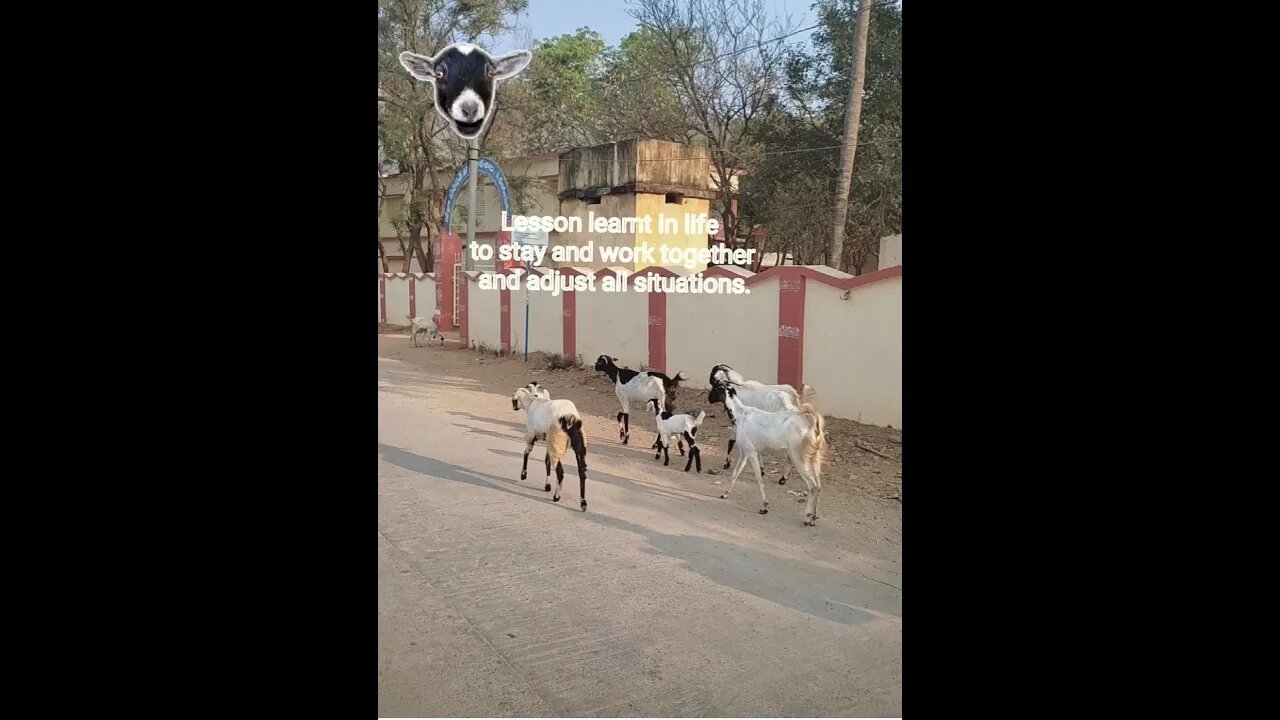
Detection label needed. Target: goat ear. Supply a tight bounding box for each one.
[398,51,437,82]
[491,50,532,80]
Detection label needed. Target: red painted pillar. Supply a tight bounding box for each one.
[500,282,512,355]
[408,275,417,318]
[648,284,667,372]
[562,279,576,358]
[379,276,387,324]
[459,274,470,347]
[435,230,462,330]
[777,268,805,389]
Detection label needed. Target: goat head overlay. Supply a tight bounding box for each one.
[398,43,533,140]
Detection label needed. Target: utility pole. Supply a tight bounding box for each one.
[465,139,479,271]
[827,0,873,271]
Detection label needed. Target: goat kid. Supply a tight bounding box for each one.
[646,399,705,472]
[399,44,532,140]
[593,355,686,445]
[708,384,826,525]
[511,382,589,511]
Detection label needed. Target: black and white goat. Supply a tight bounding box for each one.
[399,44,532,140]
[646,399,705,472]
[593,355,686,445]
[708,363,815,484]
[708,384,826,525]
[511,382,589,511]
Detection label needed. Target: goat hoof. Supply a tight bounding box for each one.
[722,460,731,470]
[520,473,527,481]
[580,501,587,511]
[760,508,768,515]
[552,496,560,502]
[719,493,728,499]
[778,477,787,485]
[544,483,551,492]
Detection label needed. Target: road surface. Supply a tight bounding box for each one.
[378,350,902,717]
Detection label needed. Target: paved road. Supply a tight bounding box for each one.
[378,355,902,717]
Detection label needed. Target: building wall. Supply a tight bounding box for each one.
[554,194,638,270]
[634,192,712,273]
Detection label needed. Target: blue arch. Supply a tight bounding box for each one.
[442,158,511,232]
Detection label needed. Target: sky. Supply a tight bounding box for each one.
[489,0,823,53]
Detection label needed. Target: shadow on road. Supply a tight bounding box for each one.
[379,443,901,626]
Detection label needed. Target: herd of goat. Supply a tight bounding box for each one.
[506,354,827,526]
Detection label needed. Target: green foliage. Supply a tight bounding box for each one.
[741,0,901,272]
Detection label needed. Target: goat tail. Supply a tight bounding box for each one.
[800,383,816,405]
[404,314,413,321]
[799,402,827,458]
[672,371,687,386]
[692,409,706,427]
[560,415,588,464]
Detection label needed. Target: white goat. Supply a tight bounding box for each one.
[593,355,686,445]
[405,312,443,347]
[708,384,826,525]
[708,364,815,483]
[511,382,589,511]
[645,399,706,472]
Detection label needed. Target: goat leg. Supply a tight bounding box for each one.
[577,451,588,512]
[552,461,565,502]
[521,438,535,481]
[723,437,735,470]
[682,431,700,473]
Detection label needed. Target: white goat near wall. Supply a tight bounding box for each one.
[646,399,706,472]
[708,384,826,525]
[708,364,815,484]
[511,382,589,511]
[405,312,443,347]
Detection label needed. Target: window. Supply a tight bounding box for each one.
[664,192,684,205]
[586,196,602,206]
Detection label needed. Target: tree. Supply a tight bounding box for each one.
[739,0,900,274]
[377,0,527,273]
[502,28,608,153]
[827,0,872,269]
[626,0,798,253]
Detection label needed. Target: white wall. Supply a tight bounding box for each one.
[466,275,502,350]
[878,235,902,270]
[666,277,780,388]
[415,275,437,319]
[803,276,902,428]
[523,269,564,356]
[575,279,649,368]
[384,277,411,323]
